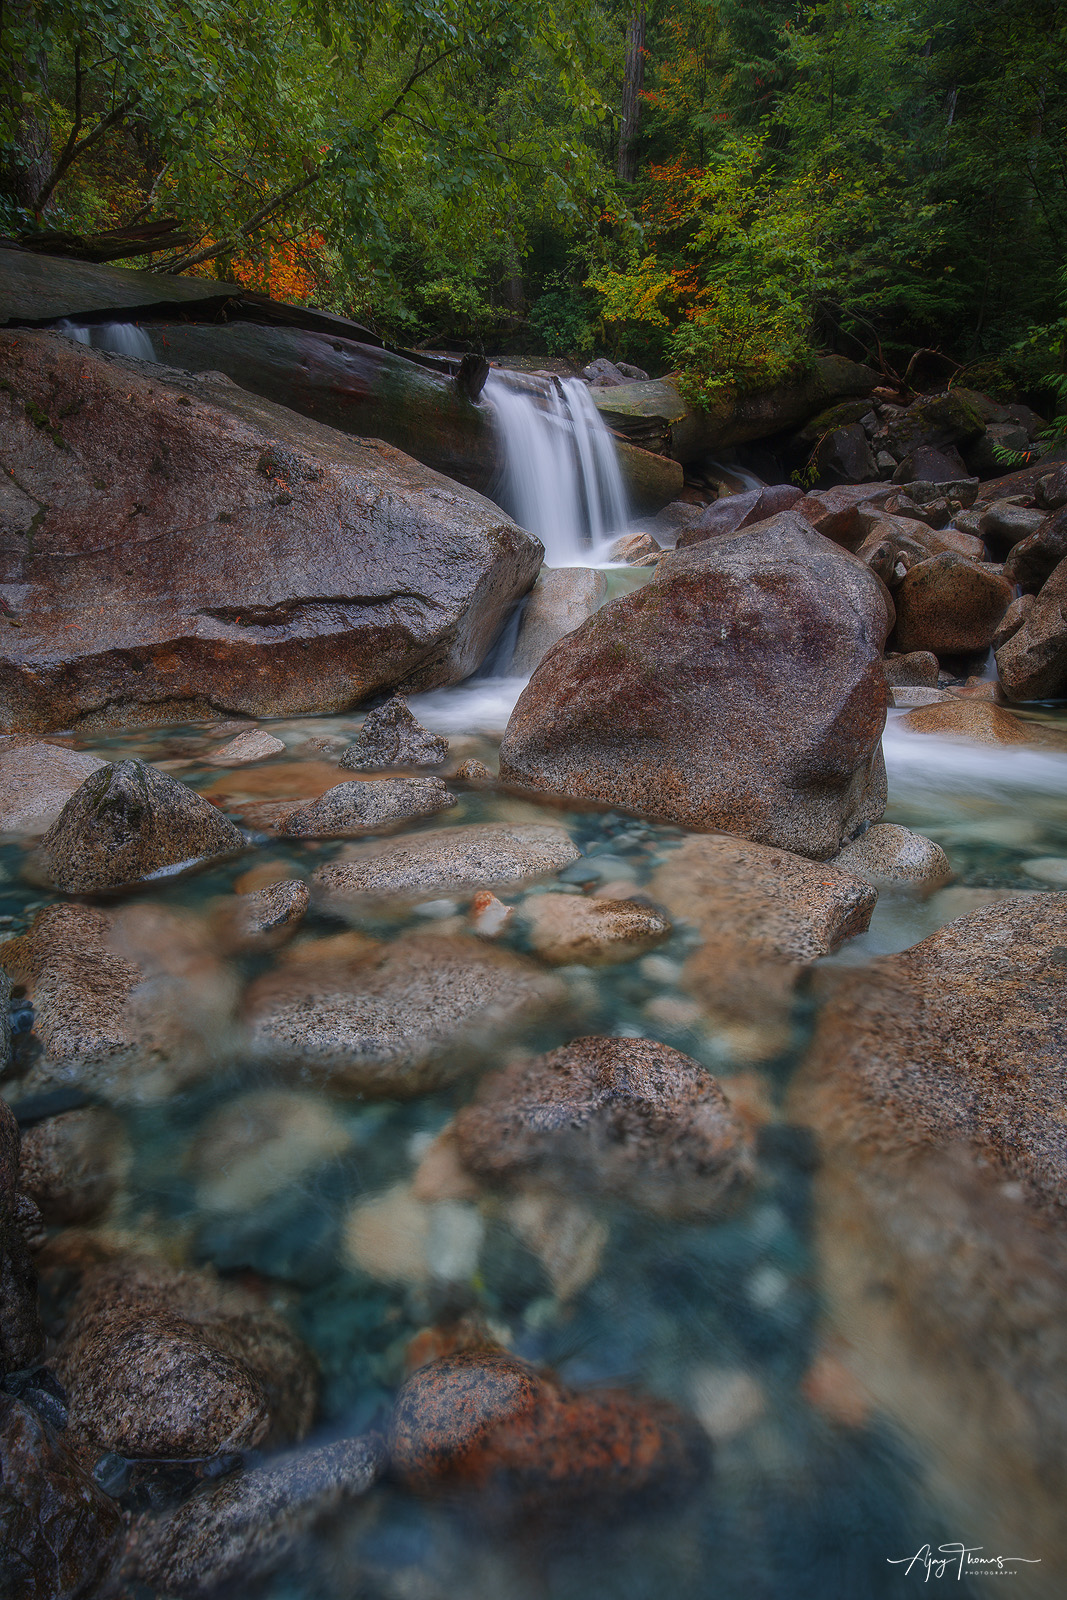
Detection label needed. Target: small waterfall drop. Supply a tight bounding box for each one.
[55,320,155,360]
[486,372,628,564]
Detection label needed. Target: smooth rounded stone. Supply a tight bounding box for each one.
[342,1182,483,1286]
[891,552,1012,654]
[0,330,540,734]
[312,822,582,907]
[519,893,670,966]
[0,1391,124,1600]
[338,697,448,771]
[898,699,1067,748]
[36,759,246,893]
[790,896,1067,1564]
[1,1098,44,1374]
[992,592,1035,651]
[1021,857,1067,887]
[649,834,876,1041]
[18,1107,127,1226]
[829,823,952,894]
[607,533,661,566]
[508,567,608,675]
[230,878,309,943]
[675,484,803,550]
[55,1255,317,1458]
[504,1192,609,1300]
[995,556,1067,701]
[205,728,287,766]
[793,484,893,549]
[499,514,891,861]
[190,1090,351,1213]
[123,1435,384,1600]
[977,500,1046,551]
[283,776,455,837]
[883,651,939,688]
[1002,507,1067,593]
[453,757,493,782]
[389,1348,708,1509]
[453,1035,750,1216]
[0,740,107,836]
[0,903,239,1104]
[244,931,567,1096]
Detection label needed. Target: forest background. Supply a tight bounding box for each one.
[2,0,1065,410]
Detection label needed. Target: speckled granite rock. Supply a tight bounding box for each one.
[899,699,1067,748]
[389,1348,708,1510]
[995,556,1067,701]
[312,822,581,907]
[0,1392,124,1600]
[891,552,1012,655]
[498,514,891,860]
[519,894,670,966]
[37,759,245,892]
[205,729,287,766]
[55,1255,317,1459]
[339,697,448,770]
[829,823,951,893]
[284,776,455,836]
[245,931,567,1095]
[1,1098,44,1373]
[18,1107,127,1226]
[0,740,107,836]
[229,878,308,942]
[454,1036,749,1215]
[123,1435,384,1599]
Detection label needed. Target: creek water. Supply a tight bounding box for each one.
[4,690,1067,1600]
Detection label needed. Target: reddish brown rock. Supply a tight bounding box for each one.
[1003,507,1067,593]
[675,483,802,549]
[54,1255,317,1459]
[0,330,541,733]
[794,485,893,549]
[899,699,1067,748]
[995,556,1067,701]
[992,593,1035,652]
[519,893,670,966]
[18,1107,126,1226]
[454,1035,749,1215]
[892,553,1012,655]
[498,513,892,861]
[389,1348,707,1509]
[0,1392,124,1600]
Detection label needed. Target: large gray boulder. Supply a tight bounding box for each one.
[508,567,608,675]
[498,513,892,859]
[0,330,542,733]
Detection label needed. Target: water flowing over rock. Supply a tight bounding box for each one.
[0,1391,124,1600]
[498,513,892,859]
[36,759,246,893]
[507,567,608,676]
[389,1347,708,1510]
[123,1436,384,1599]
[454,1035,750,1215]
[338,697,449,771]
[245,931,567,1095]
[828,822,951,892]
[55,1255,317,1458]
[0,330,541,733]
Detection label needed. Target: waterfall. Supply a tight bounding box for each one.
[486,372,628,565]
[55,320,155,360]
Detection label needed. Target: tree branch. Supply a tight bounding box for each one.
[155,167,322,273]
[35,93,136,212]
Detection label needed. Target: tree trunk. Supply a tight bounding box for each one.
[616,3,646,184]
[1,2,51,213]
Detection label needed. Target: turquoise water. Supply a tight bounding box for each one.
[5,695,1067,1600]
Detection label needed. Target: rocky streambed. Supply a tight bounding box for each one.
[3,256,1067,1600]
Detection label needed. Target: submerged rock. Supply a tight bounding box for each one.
[228,878,308,944]
[829,822,952,893]
[0,330,541,733]
[0,1391,124,1600]
[498,513,891,860]
[338,697,448,771]
[454,1035,750,1215]
[245,931,566,1096]
[389,1348,708,1511]
[508,567,608,675]
[123,1435,384,1600]
[312,822,581,907]
[55,1255,317,1458]
[191,1090,350,1214]
[205,729,287,766]
[37,759,245,893]
[519,893,670,966]
[1,1098,44,1374]
[0,740,107,836]
[899,699,1067,748]
[283,776,455,836]
[18,1107,127,1226]
[0,902,239,1103]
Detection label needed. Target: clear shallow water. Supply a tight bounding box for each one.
[4,700,1067,1600]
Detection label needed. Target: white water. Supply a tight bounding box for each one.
[486,372,629,564]
[56,320,155,360]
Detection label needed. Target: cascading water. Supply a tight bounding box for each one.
[56,319,155,360]
[486,371,629,565]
